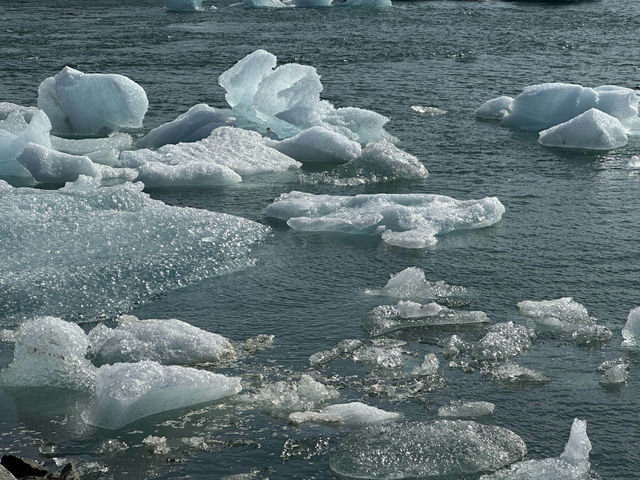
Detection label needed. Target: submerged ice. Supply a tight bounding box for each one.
[264,191,505,249]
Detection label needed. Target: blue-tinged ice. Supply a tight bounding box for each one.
[219,50,278,111]
[622,306,640,348]
[365,266,466,300]
[51,133,132,166]
[86,361,242,430]
[137,104,235,148]
[17,142,100,184]
[266,126,362,163]
[88,316,235,366]
[0,103,52,179]
[165,0,204,11]
[0,316,96,392]
[38,67,148,136]
[538,108,627,151]
[264,191,505,249]
[475,96,513,120]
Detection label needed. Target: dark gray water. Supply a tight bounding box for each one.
[1,0,640,478]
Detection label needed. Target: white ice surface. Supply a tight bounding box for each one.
[18,142,100,184]
[266,126,361,163]
[475,96,513,120]
[289,402,400,426]
[366,266,466,300]
[621,306,640,347]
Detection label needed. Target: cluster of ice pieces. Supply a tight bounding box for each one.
[264,191,505,249]
[481,419,592,480]
[365,266,467,300]
[330,420,527,479]
[362,301,488,336]
[477,83,640,151]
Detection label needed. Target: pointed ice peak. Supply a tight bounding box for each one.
[560,418,591,470]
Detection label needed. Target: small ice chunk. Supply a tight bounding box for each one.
[472,322,536,363]
[289,402,400,426]
[517,297,596,333]
[309,339,364,368]
[0,316,96,391]
[411,105,447,116]
[599,362,628,386]
[242,334,275,352]
[142,435,170,455]
[438,400,495,419]
[621,306,640,348]
[491,363,549,384]
[628,155,640,168]
[347,139,428,180]
[87,361,241,430]
[264,191,505,249]
[538,108,627,151]
[411,353,439,376]
[17,142,100,184]
[363,301,487,336]
[330,420,527,479]
[165,0,203,11]
[87,317,235,366]
[475,96,513,120]
[138,104,235,148]
[366,266,466,300]
[572,324,612,346]
[501,83,598,131]
[442,334,469,359]
[38,66,148,136]
[266,126,362,163]
[352,344,404,369]
[242,374,339,417]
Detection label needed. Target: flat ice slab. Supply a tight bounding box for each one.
[18,142,99,184]
[289,402,400,426]
[264,191,505,249]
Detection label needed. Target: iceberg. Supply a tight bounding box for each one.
[219,50,278,111]
[491,363,549,384]
[352,343,404,369]
[365,266,466,300]
[309,339,364,368]
[51,132,132,166]
[481,419,592,480]
[571,324,612,346]
[86,361,242,430]
[0,178,268,321]
[134,161,242,188]
[472,322,536,364]
[38,67,148,136]
[0,103,52,179]
[266,126,361,163]
[137,104,235,148]
[599,362,628,386]
[538,108,627,151]
[87,316,235,366]
[411,353,440,376]
[363,301,488,336]
[438,400,495,419]
[0,316,96,392]
[17,142,100,184]
[475,96,513,120]
[330,420,527,479]
[517,297,599,332]
[288,402,400,426]
[165,0,204,11]
[621,306,640,347]
[264,191,505,249]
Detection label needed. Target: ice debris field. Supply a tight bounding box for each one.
[2,46,640,480]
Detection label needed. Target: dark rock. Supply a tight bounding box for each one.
[0,465,17,480]
[59,464,79,480]
[46,473,61,480]
[0,456,48,478]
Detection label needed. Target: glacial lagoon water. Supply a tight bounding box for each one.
[1,0,640,478]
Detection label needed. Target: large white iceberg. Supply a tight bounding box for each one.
[330,420,527,479]
[0,103,52,179]
[88,316,235,366]
[481,419,593,480]
[0,316,96,392]
[538,108,627,151]
[0,177,268,321]
[264,191,505,249]
[86,361,241,430]
[38,67,148,136]
[165,0,204,11]
[17,142,100,184]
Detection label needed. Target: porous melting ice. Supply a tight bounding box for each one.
[0,177,268,321]
[38,67,148,136]
[472,322,537,364]
[288,402,400,426]
[86,361,242,430]
[481,419,593,479]
[491,363,549,384]
[365,266,466,300]
[87,316,235,366]
[264,191,505,249]
[438,400,495,419]
[362,301,488,336]
[517,298,599,333]
[621,306,640,348]
[330,420,527,479]
[475,96,513,120]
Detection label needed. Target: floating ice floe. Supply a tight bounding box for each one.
[51,132,132,166]
[363,301,488,336]
[571,324,612,346]
[475,96,513,120]
[472,322,536,364]
[538,108,627,151]
[165,0,204,11]
[86,361,242,430]
[411,105,447,116]
[38,67,148,136]
[138,104,235,148]
[0,316,96,392]
[365,267,466,300]
[597,359,628,386]
[352,342,405,369]
[0,102,52,179]
[517,297,596,333]
[264,191,505,249]
[438,400,495,419]
[17,142,100,184]
[0,177,268,320]
[120,126,300,188]
[481,419,593,480]
[266,126,361,163]
[621,307,640,348]
[87,316,235,366]
[330,420,527,479]
[289,402,400,426]
[240,374,339,418]
[411,353,439,376]
[491,363,549,384]
[309,339,364,368]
